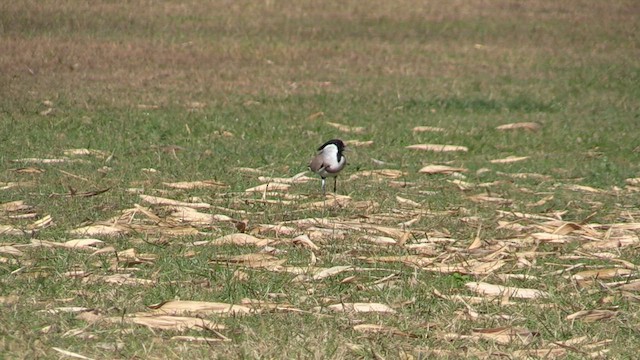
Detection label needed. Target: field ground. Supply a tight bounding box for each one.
[1,1,640,359]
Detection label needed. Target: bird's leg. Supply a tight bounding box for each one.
[333,177,337,193]
[321,177,326,196]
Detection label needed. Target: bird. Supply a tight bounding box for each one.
[309,139,347,195]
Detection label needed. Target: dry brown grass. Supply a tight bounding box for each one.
[2,0,638,107]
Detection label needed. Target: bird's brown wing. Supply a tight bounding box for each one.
[309,155,326,173]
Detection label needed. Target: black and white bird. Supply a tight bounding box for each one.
[309,139,347,195]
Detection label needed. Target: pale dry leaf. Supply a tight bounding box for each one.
[0,295,20,304]
[31,238,104,251]
[412,126,445,133]
[68,224,128,237]
[433,289,507,306]
[214,130,234,137]
[58,327,90,338]
[419,165,467,174]
[259,245,284,255]
[526,195,554,207]
[468,195,512,205]
[211,253,286,269]
[471,326,537,345]
[398,217,421,228]
[552,222,582,235]
[1,181,36,191]
[353,324,417,337]
[10,167,45,174]
[572,268,633,281]
[127,314,221,331]
[258,172,315,184]
[396,196,420,207]
[324,303,396,314]
[403,244,439,256]
[63,148,109,158]
[312,266,353,280]
[170,206,218,225]
[406,144,468,152]
[40,307,92,314]
[580,235,639,250]
[448,179,474,190]
[423,260,505,276]
[361,224,409,239]
[40,325,55,335]
[214,214,235,222]
[307,111,324,120]
[348,169,406,180]
[615,280,640,291]
[498,171,552,181]
[370,157,394,167]
[490,156,530,164]
[468,237,483,250]
[63,270,89,278]
[304,196,352,209]
[352,199,380,212]
[496,274,539,282]
[530,233,576,243]
[551,335,590,347]
[565,184,604,193]
[59,324,89,336]
[128,224,201,237]
[7,213,38,220]
[607,223,640,231]
[100,313,223,332]
[470,260,507,275]
[0,200,33,212]
[186,101,207,110]
[114,248,157,262]
[496,210,557,221]
[625,178,640,186]
[326,121,365,134]
[163,180,227,190]
[149,300,255,316]
[361,235,397,245]
[476,168,491,176]
[139,194,211,209]
[27,215,53,230]
[12,157,89,164]
[345,140,374,147]
[210,234,272,247]
[566,309,618,322]
[51,347,95,360]
[495,122,541,132]
[255,224,299,236]
[291,234,319,250]
[0,245,23,256]
[361,255,435,267]
[171,335,230,342]
[233,167,265,175]
[466,281,549,299]
[0,225,30,236]
[245,183,291,193]
[85,274,154,286]
[63,239,105,249]
[232,269,249,282]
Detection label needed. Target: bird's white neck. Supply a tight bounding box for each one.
[321,144,341,161]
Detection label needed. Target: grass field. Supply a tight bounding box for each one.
[1,1,640,358]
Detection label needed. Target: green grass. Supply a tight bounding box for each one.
[1,0,640,359]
